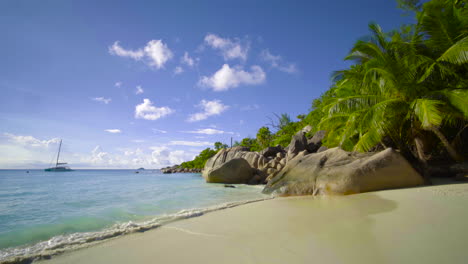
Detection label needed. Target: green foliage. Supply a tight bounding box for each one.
[313,0,468,161]
[181,141,228,169]
[180,148,217,169]
[256,126,273,149]
[397,0,422,12]
[236,137,260,151]
[183,0,468,168]
[272,121,303,147]
[214,141,228,151]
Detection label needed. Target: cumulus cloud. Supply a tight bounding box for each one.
[181,52,195,67]
[204,34,249,61]
[104,129,121,134]
[199,64,265,91]
[90,145,110,164]
[0,134,197,169]
[135,99,174,120]
[185,128,232,135]
[144,40,174,69]
[168,141,214,147]
[92,97,112,104]
[109,40,173,69]
[260,49,298,74]
[3,133,60,148]
[115,82,122,87]
[150,146,197,167]
[108,41,145,60]
[187,99,229,122]
[136,85,144,95]
[173,66,184,75]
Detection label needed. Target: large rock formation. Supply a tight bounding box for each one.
[202,147,269,184]
[161,165,202,174]
[203,158,254,184]
[260,146,284,159]
[263,147,424,196]
[204,146,267,173]
[286,130,308,160]
[306,130,326,153]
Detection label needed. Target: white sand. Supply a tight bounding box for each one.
[40,182,468,264]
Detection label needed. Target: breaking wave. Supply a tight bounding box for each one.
[0,197,272,263]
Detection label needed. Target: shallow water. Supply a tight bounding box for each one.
[0,169,267,259]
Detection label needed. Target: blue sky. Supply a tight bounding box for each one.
[0,0,414,169]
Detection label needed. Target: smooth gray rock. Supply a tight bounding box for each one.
[301,125,312,133]
[306,130,327,153]
[260,146,284,158]
[263,148,424,196]
[204,158,253,184]
[310,130,327,145]
[287,131,308,159]
[203,147,267,177]
[317,146,328,153]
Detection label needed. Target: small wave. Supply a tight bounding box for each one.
[0,197,272,263]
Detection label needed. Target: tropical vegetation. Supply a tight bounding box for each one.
[181,0,467,172]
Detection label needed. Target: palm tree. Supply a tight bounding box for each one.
[318,3,468,163]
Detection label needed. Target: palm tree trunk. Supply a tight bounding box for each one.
[414,137,431,185]
[414,137,427,165]
[430,127,463,162]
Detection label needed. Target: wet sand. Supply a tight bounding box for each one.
[41,182,468,264]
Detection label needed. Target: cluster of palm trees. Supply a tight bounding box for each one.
[314,0,467,164]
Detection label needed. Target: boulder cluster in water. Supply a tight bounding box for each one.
[201,127,427,196]
[161,165,202,174]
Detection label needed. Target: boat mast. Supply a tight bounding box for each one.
[56,139,62,167]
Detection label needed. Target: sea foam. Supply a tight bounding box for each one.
[0,197,272,263]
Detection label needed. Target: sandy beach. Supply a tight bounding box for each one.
[39,181,468,264]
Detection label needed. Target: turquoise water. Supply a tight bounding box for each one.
[0,169,267,259]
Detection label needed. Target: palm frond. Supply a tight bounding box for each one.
[411,98,444,129]
[353,129,382,152]
[436,89,468,118]
[437,36,468,64]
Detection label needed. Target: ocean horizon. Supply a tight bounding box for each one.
[0,169,268,260]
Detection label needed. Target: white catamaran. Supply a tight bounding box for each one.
[45,139,73,171]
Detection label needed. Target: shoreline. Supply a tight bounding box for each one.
[31,181,468,264]
[0,195,271,264]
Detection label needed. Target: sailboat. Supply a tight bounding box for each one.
[45,139,73,171]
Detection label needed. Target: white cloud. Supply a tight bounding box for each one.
[181,52,195,67]
[185,128,232,135]
[90,145,110,164]
[168,141,214,147]
[136,85,144,95]
[0,134,198,169]
[144,40,173,69]
[109,40,173,69]
[152,128,168,134]
[187,99,229,122]
[135,99,174,120]
[92,97,112,104]
[204,34,249,61]
[131,139,145,143]
[104,129,121,134]
[108,41,145,60]
[199,64,265,91]
[3,133,60,148]
[115,82,122,87]
[150,146,197,167]
[174,66,184,75]
[240,104,260,111]
[260,49,298,74]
